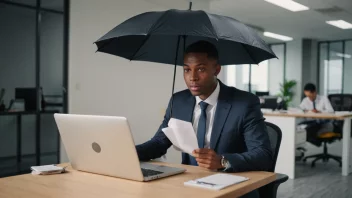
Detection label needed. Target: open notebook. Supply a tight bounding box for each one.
[184,173,249,191]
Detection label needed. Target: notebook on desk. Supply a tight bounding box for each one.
[184,173,249,191]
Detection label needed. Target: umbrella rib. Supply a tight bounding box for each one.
[204,12,219,40]
[129,35,150,60]
[241,43,258,64]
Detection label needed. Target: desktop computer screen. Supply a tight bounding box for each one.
[15,88,38,111]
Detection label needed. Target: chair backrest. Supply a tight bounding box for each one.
[328,94,352,111]
[258,122,283,198]
[265,121,282,172]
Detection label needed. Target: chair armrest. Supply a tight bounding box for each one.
[258,173,288,198]
[273,173,289,185]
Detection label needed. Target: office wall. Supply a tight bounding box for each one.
[268,45,284,96]
[0,6,63,157]
[66,0,222,163]
[286,40,303,107]
[301,39,318,92]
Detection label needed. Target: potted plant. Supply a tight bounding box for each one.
[278,79,297,110]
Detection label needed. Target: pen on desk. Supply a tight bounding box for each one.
[196,181,217,186]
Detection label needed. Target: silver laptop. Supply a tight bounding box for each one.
[54,113,186,181]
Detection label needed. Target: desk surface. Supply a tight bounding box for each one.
[0,162,276,198]
[263,111,352,120]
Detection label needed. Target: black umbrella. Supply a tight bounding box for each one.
[94,2,276,115]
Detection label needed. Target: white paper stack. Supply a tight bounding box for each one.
[31,165,66,175]
[184,173,249,191]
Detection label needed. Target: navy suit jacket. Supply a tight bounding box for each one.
[136,81,273,172]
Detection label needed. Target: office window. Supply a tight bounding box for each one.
[251,61,269,92]
[319,40,352,95]
[0,0,69,177]
[225,44,285,95]
[225,64,250,91]
[343,41,352,94]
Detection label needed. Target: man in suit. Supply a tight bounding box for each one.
[136,41,273,198]
[299,83,335,146]
[300,83,334,114]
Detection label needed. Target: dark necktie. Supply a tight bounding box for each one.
[313,100,316,110]
[197,101,209,148]
[189,101,209,166]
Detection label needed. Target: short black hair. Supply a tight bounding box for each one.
[185,40,219,61]
[304,83,316,92]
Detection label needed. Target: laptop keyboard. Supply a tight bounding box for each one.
[141,168,163,177]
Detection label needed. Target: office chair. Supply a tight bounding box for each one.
[328,94,352,136]
[302,94,352,167]
[328,94,352,111]
[302,130,342,167]
[258,122,288,198]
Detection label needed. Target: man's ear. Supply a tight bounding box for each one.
[214,64,221,76]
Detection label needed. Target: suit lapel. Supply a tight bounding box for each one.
[178,93,195,123]
[210,82,232,150]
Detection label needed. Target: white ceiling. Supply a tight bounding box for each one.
[7,0,351,43]
[146,0,352,43]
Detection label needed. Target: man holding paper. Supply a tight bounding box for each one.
[136,40,272,175]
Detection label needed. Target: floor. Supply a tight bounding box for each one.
[277,160,352,198]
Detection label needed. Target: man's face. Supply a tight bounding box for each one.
[183,52,221,100]
[304,90,317,101]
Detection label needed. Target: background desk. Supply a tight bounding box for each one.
[0,163,276,198]
[263,112,352,179]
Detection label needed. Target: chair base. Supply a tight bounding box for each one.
[302,141,342,168]
[303,153,342,167]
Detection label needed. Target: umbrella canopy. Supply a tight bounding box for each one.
[94,9,277,66]
[94,5,277,116]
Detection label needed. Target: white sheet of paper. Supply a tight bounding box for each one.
[162,118,199,155]
[161,127,182,151]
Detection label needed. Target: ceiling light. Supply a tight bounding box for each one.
[336,53,351,59]
[264,0,309,12]
[326,20,352,29]
[263,32,293,41]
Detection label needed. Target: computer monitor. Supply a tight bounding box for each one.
[261,97,278,110]
[15,88,38,111]
[255,91,270,97]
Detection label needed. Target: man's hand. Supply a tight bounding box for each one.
[311,109,320,113]
[192,148,223,170]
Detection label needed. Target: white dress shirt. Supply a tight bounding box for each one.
[192,81,220,149]
[299,95,334,113]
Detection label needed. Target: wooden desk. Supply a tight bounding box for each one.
[263,111,352,179]
[0,163,276,198]
[264,111,352,120]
